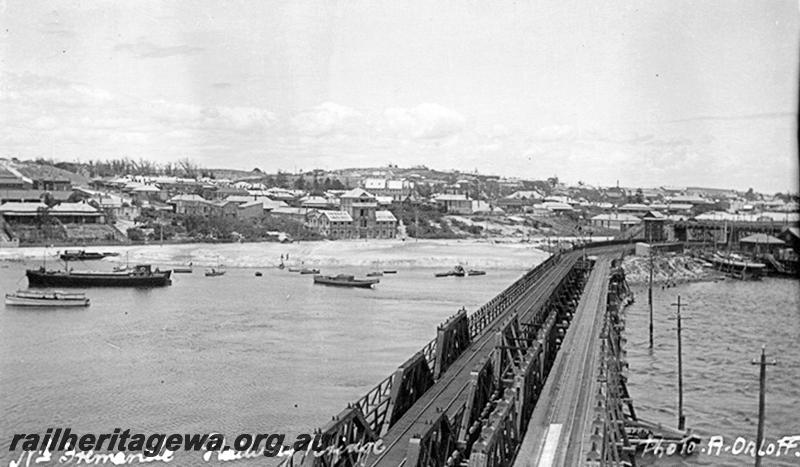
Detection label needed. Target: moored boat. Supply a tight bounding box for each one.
[59,250,112,261]
[5,290,90,307]
[313,274,379,288]
[173,262,193,273]
[299,268,320,275]
[205,268,226,277]
[710,254,765,280]
[383,270,397,274]
[467,269,486,276]
[26,265,171,287]
[435,265,466,277]
[366,271,383,277]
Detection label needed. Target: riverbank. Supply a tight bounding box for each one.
[622,253,722,285]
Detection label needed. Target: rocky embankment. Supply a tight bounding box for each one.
[622,254,717,284]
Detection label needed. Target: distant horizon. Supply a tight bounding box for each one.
[1,1,798,193]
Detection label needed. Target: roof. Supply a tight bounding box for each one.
[386,180,405,190]
[0,202,48,214]
[131,184,161,192]
[781,226,800,239]
[49,202,101,214]
[542,201,573,211]
[270,207,307,215]
[739,233,784,244]
[363,178,386,190]
[375,210,397,222]
[225,195,258,204]
[261,199,290,211]
[508,190,543,200]
[434,194,469,201]
[341,188,376,199]
[168,194,208,203]
[321,211,353,222]
[642,210,666,219]
[619,203,649,211]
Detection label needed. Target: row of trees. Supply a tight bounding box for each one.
[34,157,215,179]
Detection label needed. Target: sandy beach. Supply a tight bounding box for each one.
[0,238,563,270]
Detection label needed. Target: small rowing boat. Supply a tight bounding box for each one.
[5,290,90,307]
[205,268,226,277]
[467,269,486,276]
[299,268,320,275]
[366,271,384,277]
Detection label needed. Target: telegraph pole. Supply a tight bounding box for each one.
[751,346,777,467]
[648,248,654,349]
[669,295,689,430]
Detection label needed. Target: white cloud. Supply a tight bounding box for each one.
[533,124,576,141]
[384,103,465,139]
[291,102,362,137]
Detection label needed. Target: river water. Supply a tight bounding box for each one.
[0,242,798,467]
[625,278,800,466]
[0,241,538,467]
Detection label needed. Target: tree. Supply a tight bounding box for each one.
[294,176,306,190]
[275,171,288,188]
[127,227,145,242]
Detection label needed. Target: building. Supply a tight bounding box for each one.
[738,233,785,255]
[433,194,472,214]
[168,194,213,217]
[590,213,642,232]
[642,210,667,242]
[362,178,413,202]
[306,210,354,239]
[324,188,398,238]
[0,201,104,224]
[49,202,105,223]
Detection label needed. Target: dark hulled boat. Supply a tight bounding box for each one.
[313,274,379,288]
[59,250,117,261]
[26,264,172,287]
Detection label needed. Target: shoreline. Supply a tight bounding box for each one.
[0,238,558,270]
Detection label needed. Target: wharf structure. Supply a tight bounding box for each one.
[301,240,646,467]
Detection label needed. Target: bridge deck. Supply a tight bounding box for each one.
[369,252,583,467]
[514,256,612,467]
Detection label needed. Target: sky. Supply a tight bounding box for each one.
[0,0,798,192]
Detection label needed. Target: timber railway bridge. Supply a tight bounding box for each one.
[303,241,641,467]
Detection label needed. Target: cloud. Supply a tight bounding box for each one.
[0,71,276,157]
[533,125,576,141]
[384,103,465,139]
[113,40,204,58]
[290,102,363,137]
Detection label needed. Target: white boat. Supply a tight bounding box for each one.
[5,290,90,307]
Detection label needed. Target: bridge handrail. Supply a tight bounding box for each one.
[467,252,560,337]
